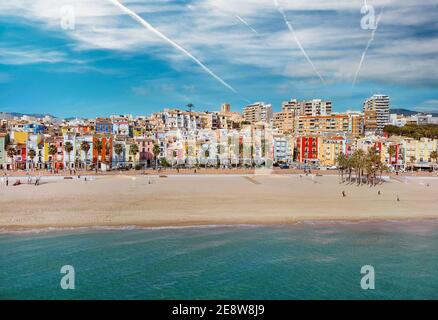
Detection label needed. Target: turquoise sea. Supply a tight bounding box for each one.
[1,221,438,299]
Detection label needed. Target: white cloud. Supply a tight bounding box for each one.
[0,0,436,87]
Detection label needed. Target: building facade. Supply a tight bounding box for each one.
[363,94,390,135]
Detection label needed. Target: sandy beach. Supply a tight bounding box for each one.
[0,174,437,231]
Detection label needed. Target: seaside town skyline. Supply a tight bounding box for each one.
[1,94,438,173]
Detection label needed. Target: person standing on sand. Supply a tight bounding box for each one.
[397,195,400,202]
[378,190,381,195]
[342,191,346,197]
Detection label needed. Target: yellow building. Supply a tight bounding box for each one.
[318,136,347,166]
[12,131,28,144]
[404,137,438,164]
[273,111,296,134]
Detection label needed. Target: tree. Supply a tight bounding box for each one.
[172,150,177,168]
[430,150,438,171]
[94,139,103,171]
[129,144,139,168]
[238,141,244,167]
[204,148,210,168]
[114,143,123,168]
[160,157,169,167]
[430,150,438,164]
[336,153,347,182]
[80,141,90,170]
[28,149,36,170]
[64,142,73,170]
[48,144,58,171]
[7,146,16,170]
[388,145,397,165]
[351,149,366,185]
[153,144,161,169]
[384,124,438,139]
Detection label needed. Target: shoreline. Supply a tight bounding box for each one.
[2,217,438,234]
[1,175,437,232]
[1,217,438,233]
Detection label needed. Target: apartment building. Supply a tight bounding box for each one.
[243,102,273,124]
[318,136,348,166]
[363,94,390,135]
[297,114,350,136]
[303,99,332,116]
[295,136,319,164]
[273,111,296,134]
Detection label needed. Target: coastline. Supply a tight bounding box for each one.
[2,218,438,235]
[1,174,437,232]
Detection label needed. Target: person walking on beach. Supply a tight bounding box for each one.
[397,195,400,202]
[378,190,381,195]
[342,190,346,197]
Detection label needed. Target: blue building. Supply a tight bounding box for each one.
[95,118,113,133]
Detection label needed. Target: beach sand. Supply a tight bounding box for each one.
[0,174,437,231]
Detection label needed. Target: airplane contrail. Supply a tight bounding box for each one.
[235,15,260,36]
[352,10,383,87]
[273,0,325,84]
[108,0,248,101]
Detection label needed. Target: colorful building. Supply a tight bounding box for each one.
[296,136,319,164]
[318,136,348,166]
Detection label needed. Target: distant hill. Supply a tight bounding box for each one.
[391,108,438,117]
[0,112,57,119]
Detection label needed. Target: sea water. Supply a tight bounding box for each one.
[1,221,437,299]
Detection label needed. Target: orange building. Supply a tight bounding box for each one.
[92,134,113,169]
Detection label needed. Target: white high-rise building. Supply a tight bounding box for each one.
[363,94,390,135]
[303,99,332,116]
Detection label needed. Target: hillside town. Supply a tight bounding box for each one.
[1,94,438,173]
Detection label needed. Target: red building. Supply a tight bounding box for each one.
[296,136,319,164]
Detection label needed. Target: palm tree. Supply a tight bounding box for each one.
[64,142,73,170]
[129,144,139,168]
[388,145,397,165]
[204,148,210,169]
[172,150,177,169]
[94,139,103,171]
[365,148,379,185]
[28,149,36,170]
[7,146,16,170]
[153,144,161,169]
[184,143,189,167]
[80,141,90,170]
[48,144,58,171]
[238,141,244,167]
[114,143,123,168]
[430,150,438,164]
[351,149,366,185]
[430,150,438,171]
[186,103,194,128]
[336,153,347,182]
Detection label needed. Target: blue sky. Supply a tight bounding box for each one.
[0,0,437,118]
